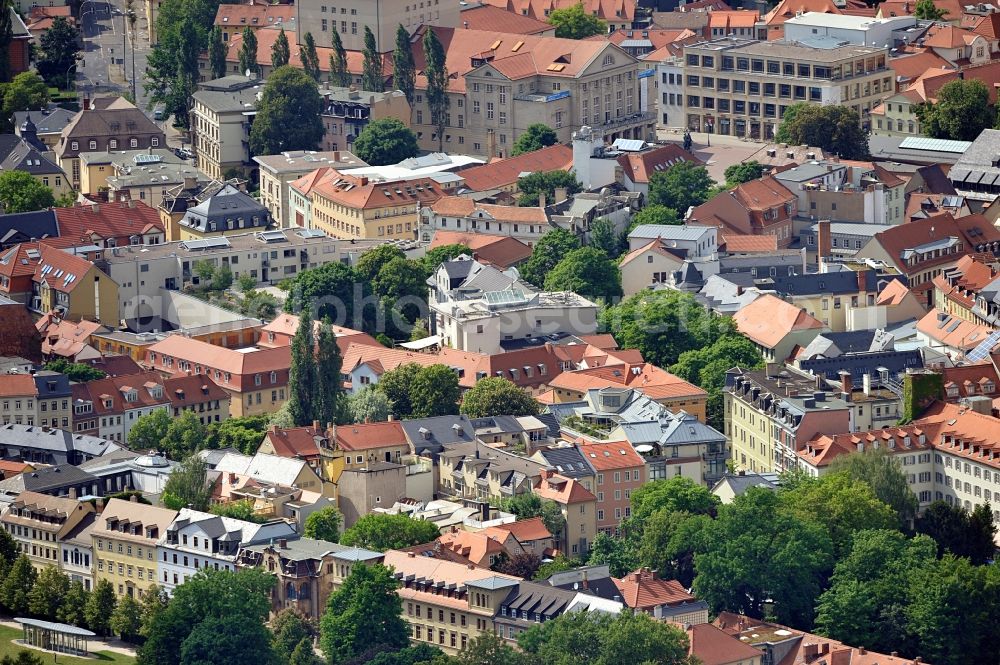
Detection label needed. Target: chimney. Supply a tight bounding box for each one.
[279,538,288,549]
[83,96,91,111]
[313,420,321,431]
[857,269,867,293]
[269,423,278,433]
[554,187,568,202]
[858,647,866,655]
[333,151,341,162]
[538,192,546,208]
[129,494,138,503]
[863,373,872,397]
[359,176,368,186]
[816,219,831,264]
[69,487,77,499]
[408,551,416,557]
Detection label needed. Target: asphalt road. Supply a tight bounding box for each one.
[78,0,153,114]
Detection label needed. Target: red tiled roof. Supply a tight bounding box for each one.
[308,169,443,210]
[263,423,326,459]
[871,213,1000,275]
[550,362,706,400]
[687,623,762,665]
[33,245,97,294]
[617,144,701,185]
[430,231,532,269]
[719,233,778,253]
[459,4,554,34]
[0,375,40,397]
[54,202,163,244]
[889,51,953,82]
[225,29,388,79]
[214,3,294,29]
[163,374,229,408]
[36,315,105,358]
[335,421,408,451]
[479,0,636,24]
[533,469,596,504]
[578,441,646,470]
[613,568,697,610]
[71,371,172,416]
[456,144,573,192]
[485,516,552,543]
[733,295,825,350]
[875,279,911,306]
[916,308,991,351]
[146,335,291,375]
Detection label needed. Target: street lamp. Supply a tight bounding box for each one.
[705,120,714,147]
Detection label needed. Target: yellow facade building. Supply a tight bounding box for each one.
[93,498,177,598]
[0,492,95,571]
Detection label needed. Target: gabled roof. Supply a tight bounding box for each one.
[687,623,764,665]
[146,335,291,376]
[459,3,554,34]
[33,245,98,293]
[889,51,952,82]
[876,278,912,306]
[732,294,825,349]
[213,2,294,28]
[613,568,698,610]
[533,469,596,504]
[578,441,645,470]
[916,308,991,350]
[478,0,636,25]
[617,144,701,185]
[618,240,686,269]
[456,144,573,192]
[430,230,532,269]
[868,213,1000,273]
[54,201,163,242]
[719,233,778,253]
[485,516,553,543]
[262,423,326,459]
[335,421,408,451]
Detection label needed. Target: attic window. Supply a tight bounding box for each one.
[547,64,566,72]
[511,41,524,52]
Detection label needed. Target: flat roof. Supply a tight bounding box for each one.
[15,617,96,637]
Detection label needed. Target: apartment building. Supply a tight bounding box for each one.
[406,27,654,156]
[237,537,382,620]
[254,150,367,229]
[583,441,646,536]
[93,498,176,598]
[857,213,1000,307]
[732,295,826,364]
[300,169,443,240]
[479,0,635,32]
[144,336,291,417]
[428,255,599,354]
[30,245,120,327]
[60,511,96,590]
[70,372,171,442]
[158,508,296,594]
[772,161,906,227]
[54,200,166,249]
[319,86,410,153]
[1,492,95,571]
[0,372,72,427]
[55,98,166,189]
[164,374,231,425]
[533,468,597,557]
[680,38,890,139]
[437,439,548,504]
[687,176,797,248]
[86,152,210,210]
[190,76,263,181]
[295,0,459,53]
[421,197,552,247]
[725,367,852,474]
[214,2,295,42]
[0,423,126,466]
[933,255,1000,326]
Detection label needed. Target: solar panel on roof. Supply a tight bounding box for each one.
[899,136,971,154]
[180,237,231,251]
[965,330,1000,362]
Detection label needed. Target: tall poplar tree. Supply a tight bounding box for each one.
[238,26,258,77]
[423,28,449,152]
[271,27,290,69]
[208,27,227,80]
[361,26,384,92]
[329,29,350,87]
[301,31,321,81]
[316,318,344,427]
[392,24,415,106]
[288,304,318,427]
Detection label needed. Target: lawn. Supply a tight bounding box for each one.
[0,624,136,664]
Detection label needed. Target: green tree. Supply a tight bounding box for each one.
[43,359,106,382]
[519,611,695,665]
[211,263,233,290]
[460,377,540,418]
[180,614,277,665]
[776,104,868,159]
[670,331,764,429]
[371,256,429,326]
[376,363,422,418]
[629,204,680,230]
[209,415,270,455]
[288,303,317,427]
[541,500,565,542]
[138,584,169,638]
[629,476,719,525]
[210,499,266,523]
[320,563,408,663]
[916,500,998,564]
[303,506,342,542]
[355,244,406,284]
[422,244,469,272]
[162,454,211,511]
[544,246,622,301]
[271,27,291,70]
[915,79,994,142]
[588,218,622,258]
[238,26,258,76]
[0,555,35,614]
[139,568,276,665]
[316,317,344,427]
[271,609,314,661]
[829,448,918,528]
[410,364,461,417]
[353,117,419,166]
[648,161,713,212]
[517,170,582,207]
[300,32,321,81]
[347,387,391,423]
[111,592,143,641]
[455,632,534,665]
[547,2,607,39]
[2,72,50,118]
[723,160,765,185]
[512,123,558,156]
[774,102,806,144]
[160,410,209,460]
[362,27,384,92]
[250,66,324,155]
[0,0,12,83]
[493,551,542,579]
[208,26,227,79]
[392,24,416,106]
[423,28,449,152]
[637,510,711,587]
[57,581,90,627]
[0,170,55,213]
[339,513,440,551]
[815,529,936,655]
[520,228,581,287]
[289,638,322,665]
[587,533,638,577]
[534,556,578,580]
[27,565,68,619]
[501,492,542,519]
[0,652,44,665]
[34,18,81,89]
[283,261,357,324]
[601,289,731,368]
[329,28,350,87]
[694,489,833,627]
[85,579,116,637]
[914,0,948,19]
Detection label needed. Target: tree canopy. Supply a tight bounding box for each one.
[376,363,459,418]
[547,2,608,39]
[0,171,54,213]
[161,454,212,512]
[776,104,868,159]
[723,161,765,186]
[460,377,541,418]
[43,359,106,382]
[35,18,81,89]
[520,228,581,287]
[249,66,324,156]
[353,117,419,166]
[915,79,995,142]
[512,124,559,156]
[648,161,713,212]
[629,204,680,230]
[303,506,342,543]
[544,246,622,301]
[339,513,441,551]
[517,170,582,207]
[320,563,408,664]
